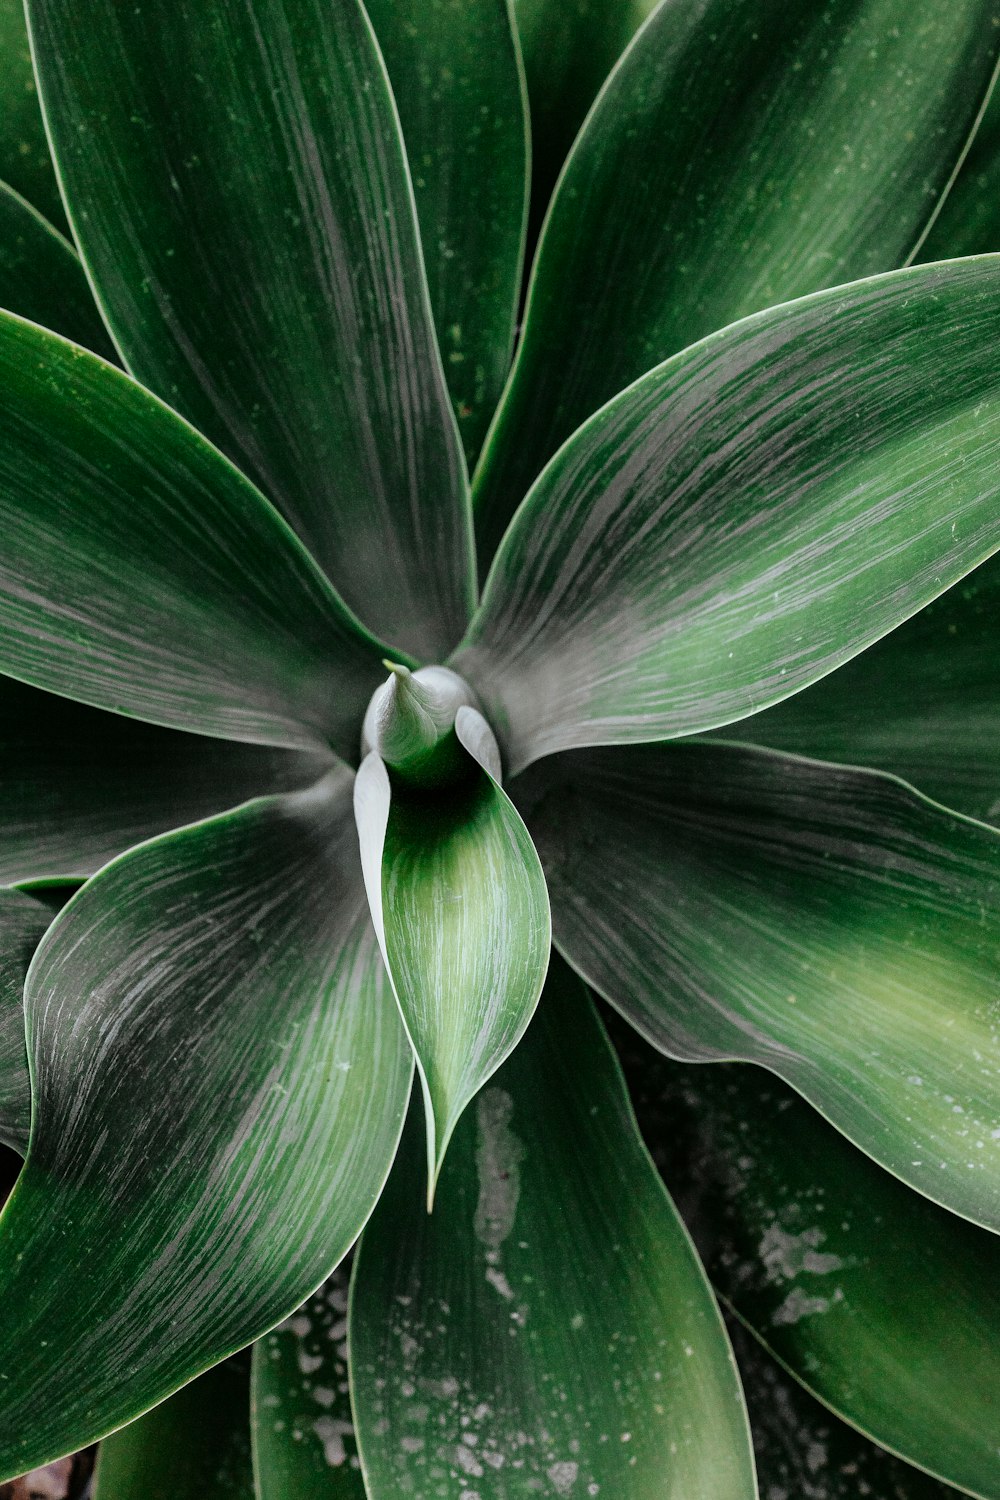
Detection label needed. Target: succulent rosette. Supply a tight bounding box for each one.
[1,0,1000,1495]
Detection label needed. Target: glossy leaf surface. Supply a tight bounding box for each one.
[366,0,528,464]
[252,1266,365,1498]
[457,260,1000,773]
[0,767,411,1478]
[94,1354,253,1500]
[0,0,64,227]
[0,312,388,759]
[0,184,113,358]
[473,0,1000,558]
[355,747,549,1192]
[28,0,474,659]
[350,962,757,1500]
[731,549,1000,825]
[0,888,51,1153]
[0,676,332,884]
[519,740,1000,1232]
[618,1033,1000,1499]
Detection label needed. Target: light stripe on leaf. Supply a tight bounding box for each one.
[354,741,549,1197]
[28,0,475,660]
[0,183,114,359]
[0,0,64,227]
[0,887,53,1153]
[456,259,1000,773]
[519,739,1000,1234]
[473,0,1000,560]
[0,766,411,1479]
[350,960,757,1500]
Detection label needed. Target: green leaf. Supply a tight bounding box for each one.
[518,739,1000,1233]
[473,0,1000,562]
[0,765,411,1479]
[920,80,1000,261]
[0,311,389,760]
[28,0,475,660]
[618,1034,1000,1499]
[0,887,52,1153]
[0,675,333,884]
[252,1266,366,1498]
[350,959,757,1500]
[354,729,550,1195]
[366,0,528,466]
[95,1354,253,1500]
[0,0,64,228]
[0,183,113,358]
[456,259,1000,774]
[728,545,1000,826]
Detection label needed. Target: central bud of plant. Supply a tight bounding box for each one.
[361,661,499,787]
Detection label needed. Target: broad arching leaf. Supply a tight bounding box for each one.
[0,0,63,228]
[728,550,1000,826]
[0,676,332,885]
[27,0,475,660]
[350,961,757,1500]
[0,312,389,760]
[619,1035,1000,1500]
[94,1355,253,1500]
[0,766,411,1479]
[519,739,1000,1233]
[473,0,1000,559]
[252,1266,366,1498]
[0,887,53,1153]
[0,184,113,358]
[456,260,1000,774]
[366,0,528,466]
[354,745,549,1195]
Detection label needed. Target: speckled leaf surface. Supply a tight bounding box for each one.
[366,0,528,465]
[253,1265,366,1498]
[519,740,1000,1233]
[0,312,389,759]
[0,887,52,1153]
[0,0,64,228]
[350,961,757,1500]
[0,676,332,884]
[473,0,1000,559]
[618,1036,1000,1500]
[728,550,1000,826]
[0,184,113,359]
[94,1354,254,1500]
[354,749,550,1192]
[0,767,411,1479]
[456,261,1000,773]
[27,0,475,660]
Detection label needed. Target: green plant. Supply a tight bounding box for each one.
[2,0,1000,1494]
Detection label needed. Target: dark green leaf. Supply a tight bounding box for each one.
[252,1266,366,1498]
[28,0,475,659]
[0,183,113,358]
[0,887,52,1153]
[354,741,549,1193]
[350,960,757,1499]
[618,1033,1000,1500]
[0,766,411,1478]
[0,0,64,228]
[0,312,389,760]
[456,260,1000,773]
[519,739,1000,1232]
[920,81,1000,261]
[473,0,1000,560]
[95,1354,253,1500]
[366,0,528,465]
[0,675,331,884]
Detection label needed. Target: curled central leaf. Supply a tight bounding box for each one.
[361,661,500,787]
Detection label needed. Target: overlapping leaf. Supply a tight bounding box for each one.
[28,0,475,658]
[921,81,1000,261]
[456,260,1000,773]
[350,961,757,1499]
[0,0,64,227]
[0,767,411,1478]
[0,887,52,1152]
[473,0,1000,558]
[619,1035,1000,1499]
[0,184,113,358]
[519,739,1000,1232]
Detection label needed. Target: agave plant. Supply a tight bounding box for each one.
[4,0,1000,1494]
